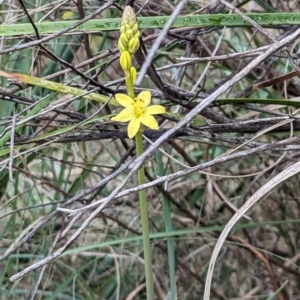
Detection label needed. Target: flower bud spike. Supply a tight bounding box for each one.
[118,6,141,55]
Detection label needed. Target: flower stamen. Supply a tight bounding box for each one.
[133,99,145,117]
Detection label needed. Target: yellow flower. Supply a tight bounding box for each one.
[111,91,166,139]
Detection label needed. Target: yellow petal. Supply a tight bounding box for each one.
[136,90,151,107]
[128,118,140,139]
[111,109,134,122]
[140,114,159,130]
[114,93,134,109]
[144,105,166,115]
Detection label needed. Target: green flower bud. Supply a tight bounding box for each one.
[120,25,126,34]
[124,24,131,32]
[120,32,129,45]
[118,38,127,52]
[134,31,140,39]
[130,67,137,85]
[126,29,133,40]
[120,51,132,72]
[128,36,140,54]
[131,23,139,34]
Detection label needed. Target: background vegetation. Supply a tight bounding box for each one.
[1,0,300,299]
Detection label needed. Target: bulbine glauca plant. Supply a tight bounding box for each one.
[110,6,166,300]
[111,6,165,139]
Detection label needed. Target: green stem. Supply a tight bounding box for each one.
[126,77,134,99]
[135,131,154,300]
[156,151,176,299]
